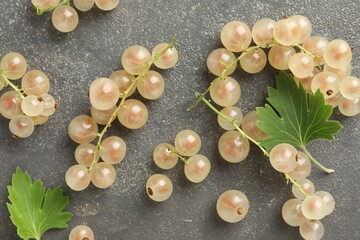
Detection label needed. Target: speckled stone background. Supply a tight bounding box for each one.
[0,0,359,239]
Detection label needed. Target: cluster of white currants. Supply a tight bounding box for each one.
[149,130,250,224]
[207,47,269,163]
[0,52,56,138]
[32,0,119,33]
[147,129,211,202]
[197,15,351,238]
[269,144,335,240]
[65,40,178,192]
[69,224,94,240]
[207,15,359,117]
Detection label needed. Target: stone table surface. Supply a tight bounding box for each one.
[0,0,359,239]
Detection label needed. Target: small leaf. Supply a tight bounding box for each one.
[7,167,72,240]
[256,72,342,150]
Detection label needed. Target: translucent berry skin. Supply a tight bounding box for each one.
[220,21,252,52]
[109,70,136,98]
[21,70,50,96]
[216,190,249,223]
[294,67,320,93]
[91,162,116,189]
[0,52,27,80]
[146,174,173,202]
[314,191,335,216]
[9,115,35,138]
[217,106,243,131]
[117,99,149,129]
[209,77,241,107]
[65,165,91,191]
[90,105,116,125]
[74,0,95,12]
[251,18,276,46]
[137,70,165,100]
[122,45,152,75]
[323,64,351,80]
[241,110,268,141]
[52,5,79,33]
[152,43,179,69]
[69,224,94,240]
[239,48,267,74]
[68,115,98,144]
[94,0,119,11]
[21,95,44,117]
[292,178,315,200]
[206,48,237,76]
[184,154,211,183]
[268,45,296,70]
[325,93,340,109]
[153,143,178,170]
[311,71,340,99]
[338,96,360,116]
[302,36,329,65]
[32,0,61,11]
[75,143,99,167]
[174,129,201,157]
[323,39,352,69]
[340,76,360,100]
[301,196,327,220]
[218,131,250,163]
[269,143,298,173]
[40,94,56,116]
[273,18,301,46]
[288,53,315,79]
[89,78,120,111]
[282,198,307,227]
[299,220,324,240]
[0,91,23,119]
[99,136,127,164]
[290,15,312,43]
[287,152,311,181]
[32,115,49,125]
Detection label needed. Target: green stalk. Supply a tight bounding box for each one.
[198,95,269,157]
[285,173,309,197]
[0,72,25,100]
[301,146,335,174]
[33,0,71,15]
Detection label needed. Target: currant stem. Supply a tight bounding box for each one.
[165,145,188,164]
[293,43,323,70]
[198,95,270,157]
[301,146,335,174]
[34,0,71,15]
[0,72,25,100]
[285,173,309,198]
[293,43,315,59]
[88,35,177,172]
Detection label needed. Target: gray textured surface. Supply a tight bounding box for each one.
[0,0,359,239]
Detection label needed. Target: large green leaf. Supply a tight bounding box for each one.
[256,72,342,150]
[7,167,72,240]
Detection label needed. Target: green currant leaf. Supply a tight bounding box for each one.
[256,71,342,150]
[7,167,72,240]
